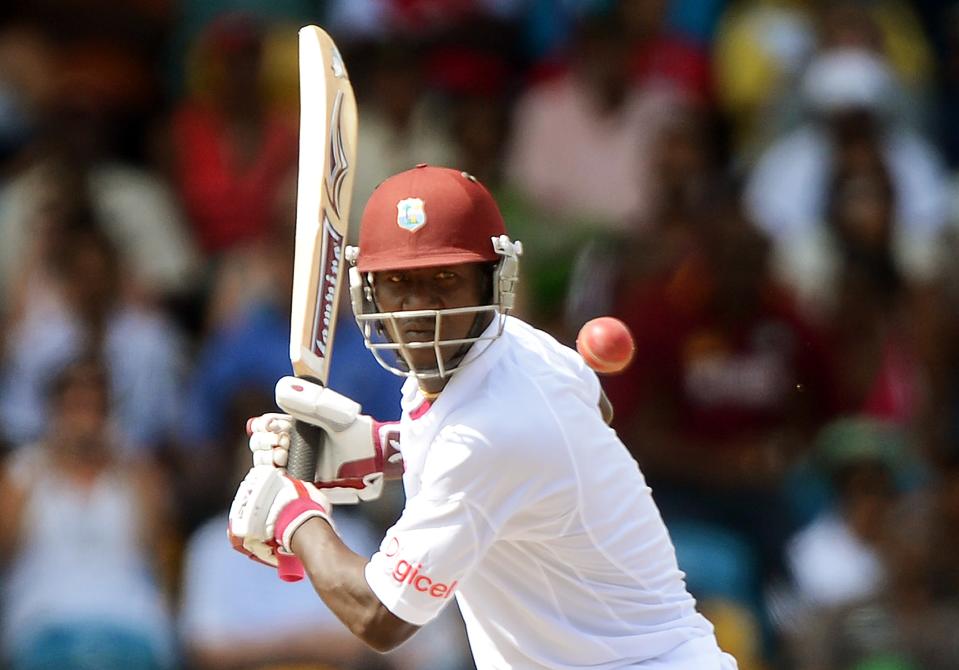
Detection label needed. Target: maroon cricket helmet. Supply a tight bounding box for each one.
[355,164,507,273]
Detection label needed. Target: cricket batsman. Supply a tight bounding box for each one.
[229,165,739,669]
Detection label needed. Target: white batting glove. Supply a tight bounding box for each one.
[245,378,403,504]
[228,466,334,580]
[247,413,295,468]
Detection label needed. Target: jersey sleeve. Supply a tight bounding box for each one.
[365,494,495,625]
[364,425,512,626]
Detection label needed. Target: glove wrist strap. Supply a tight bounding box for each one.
[275,497,329,553]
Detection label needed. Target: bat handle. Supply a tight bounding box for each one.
[288,420,325,481]
[277,552,304,582]
[278,420,326,582]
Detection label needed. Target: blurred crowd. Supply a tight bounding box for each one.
[1,1,959,669]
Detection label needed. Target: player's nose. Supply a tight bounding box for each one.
[401,281,443,311]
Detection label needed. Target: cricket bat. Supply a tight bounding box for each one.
[279,25,357,582]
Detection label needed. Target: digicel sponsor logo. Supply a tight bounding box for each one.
[391,558,458,599]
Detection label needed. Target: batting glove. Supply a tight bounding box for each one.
[227,525,279,569]
[228,466,333,581]
[245,377,403,504]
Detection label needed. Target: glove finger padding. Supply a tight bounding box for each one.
[248,412,294,436]
[249,429,289,467]
[248,413,293,468]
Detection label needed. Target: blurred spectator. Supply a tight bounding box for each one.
[817,0,935,108]
[505,11,680,232]
[0,224,185,453]
[169,13,298,256]
[617,0,713,102]
[823,162,925,424]
[0,26,200,313]
[786,419,904,614]
[182,509,396,669]
[5,6,959,670]
[198,172,299,333]
[350,39,458,236]
[565,103,725,327]
[745,48,950,315]
[440,45,589,331]
[0,357,177,670]
[10,0,174,152]
[713,0,816,157]
[603,215,837,614]
[790,450,959,670]
[714,0,935,158]
[1,150,200,311]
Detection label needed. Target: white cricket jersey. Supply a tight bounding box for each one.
[365,316,727,669]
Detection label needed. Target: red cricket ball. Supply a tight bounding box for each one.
[576,317,635,375]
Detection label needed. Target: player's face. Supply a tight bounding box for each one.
[371,262,489,373]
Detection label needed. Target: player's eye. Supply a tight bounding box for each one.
[435,270,457,281]
[386,273,406,283]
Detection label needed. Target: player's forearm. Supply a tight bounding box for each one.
[291,518,419,652]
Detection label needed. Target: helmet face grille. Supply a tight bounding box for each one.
[356,305,506,379]
[346,236,522,380]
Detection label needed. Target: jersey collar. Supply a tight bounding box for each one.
[401,315,510,419]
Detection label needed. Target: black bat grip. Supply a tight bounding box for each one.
[287,420,325,482]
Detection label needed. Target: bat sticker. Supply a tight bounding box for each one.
[326,90,350,220]
[311,217,344,358]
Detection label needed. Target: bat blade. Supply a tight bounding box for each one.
[289,25,357,389]
[278,25,358,582]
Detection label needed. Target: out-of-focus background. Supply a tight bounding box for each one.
[1,0,958,668]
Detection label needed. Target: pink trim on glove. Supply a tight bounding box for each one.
[274,479,329,553]
[274,497,327,544]
[372,420,404,479]
[338,457,380,480]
